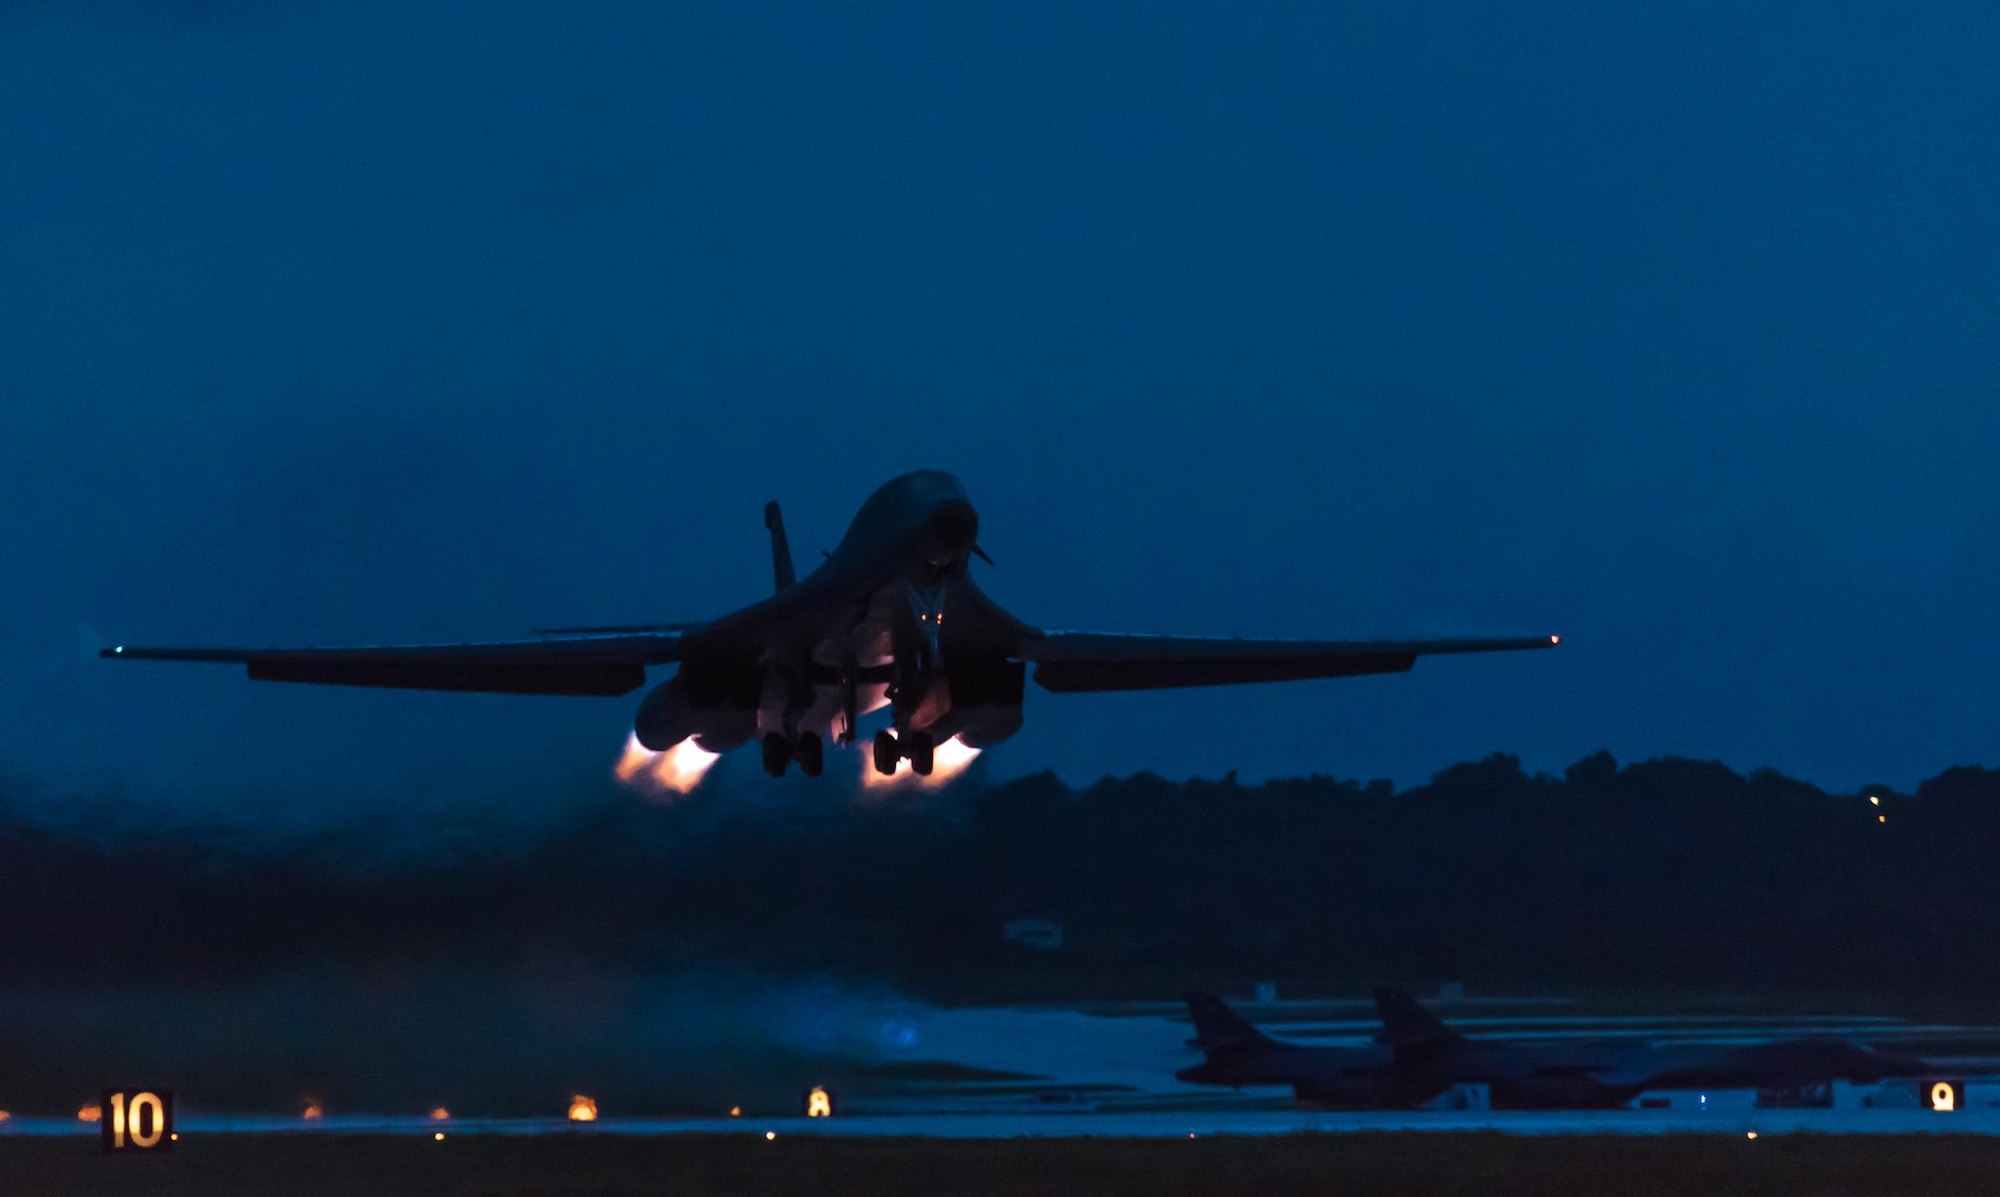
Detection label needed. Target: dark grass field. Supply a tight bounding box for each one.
[7,1133,2000,1196]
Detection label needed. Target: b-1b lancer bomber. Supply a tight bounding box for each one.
[1177,991,1946,1110]
[102,471,1557,777]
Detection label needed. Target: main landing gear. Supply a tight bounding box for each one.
[761,731,824,778]
[872,728,934,777]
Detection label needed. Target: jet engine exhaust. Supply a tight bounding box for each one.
[614,732,720,796]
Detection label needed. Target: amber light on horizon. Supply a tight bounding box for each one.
[302,1103,323,1122]
[615,733,721,796]
[568,1095,598,1122]
[861,736,980,789]
[430,1107,450,1121]
[77,1104,101,1123]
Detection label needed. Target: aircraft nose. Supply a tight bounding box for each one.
[927,498,979,552]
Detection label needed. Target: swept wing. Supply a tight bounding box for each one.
[1020,632,1557,693]
[100,632,683,696]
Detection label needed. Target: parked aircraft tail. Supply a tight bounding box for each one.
[1184,992,1274,1055]
[1374,988,1456,1053]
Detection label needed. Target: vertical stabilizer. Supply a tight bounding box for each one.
[764,501,796,593]
[1374,988,1455,1053]
[1185,992,1273,1055]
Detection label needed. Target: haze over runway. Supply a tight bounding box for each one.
[5,3,2000,819]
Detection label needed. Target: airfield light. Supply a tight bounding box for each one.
[1550,635,1560,645]
[730,1106,741,1117]
[78,1104,102,1122]
[568,1095,598,1122]
[766,1131,777,1141]
[435,1132,446,1141]
[861,735,982,790]
[0,1110,9,1123]
[615,733,720,797]
[1879,815,1887,824]
[170,1134,178,1141]
[302,1103,323,1122]
[1870,795,1881,806]
[1746,1131,1758,1140]
[430,1107,450,1121]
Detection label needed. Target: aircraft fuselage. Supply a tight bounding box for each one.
[638,471,1031,759]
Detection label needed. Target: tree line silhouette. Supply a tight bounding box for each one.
[4,753,1995,995]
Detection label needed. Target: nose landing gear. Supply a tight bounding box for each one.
[794,732,824,778]
[762,731,827,778]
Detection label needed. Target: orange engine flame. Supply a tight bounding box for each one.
[861,735,981,789]
[615,732,720,796]
[77,1104,101,1123]
[568,1094,598,1122]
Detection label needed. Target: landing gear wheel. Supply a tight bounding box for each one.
[872,729,900,776]
[795,732,824,778]
[761,732,791,777]
[906,730,935,777]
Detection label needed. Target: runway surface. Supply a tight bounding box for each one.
[9,994,1999,1138]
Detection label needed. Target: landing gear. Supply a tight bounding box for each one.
[762,732,791,777]
[794,732,824,778]
[870,728,937,776]
[906,730,935,777]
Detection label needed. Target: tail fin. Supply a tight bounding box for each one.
[1373,988,1454,1052]
[764,501,796,593]
[1184,992,1272,1054]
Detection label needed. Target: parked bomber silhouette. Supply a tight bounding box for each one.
[1177,991,1944,1110]
[102,471,1556,778]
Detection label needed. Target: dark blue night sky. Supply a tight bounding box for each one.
[4,3,1997,819]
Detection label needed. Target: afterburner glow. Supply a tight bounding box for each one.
[862,736,981,789]
[615,732,720,795]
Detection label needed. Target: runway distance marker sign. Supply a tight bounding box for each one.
[102,1088,173,1152]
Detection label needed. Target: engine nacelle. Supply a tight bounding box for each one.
[634,673,756,753]
[927,658,1025,748]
